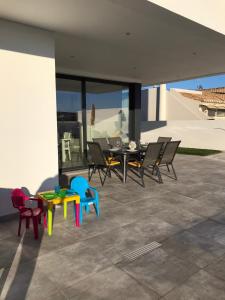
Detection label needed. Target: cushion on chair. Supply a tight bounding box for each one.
[106,159,120,166]
[128,161,142,168]
[21,208,41,217]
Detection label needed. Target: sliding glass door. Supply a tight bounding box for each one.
[56,75,130,171]
[56,78,85,170]
[86,82,129,142]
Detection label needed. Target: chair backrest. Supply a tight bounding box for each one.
[93,138,110,150]
[70,176,89,199]
[87,142,106,166]
[160,141,181,164]
[63,132,72,139]
[11,188,29,210]
[142,142,164,168]
[157,137,172,143]
[108,137,122,148]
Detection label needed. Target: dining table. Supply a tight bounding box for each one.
[37,189,80,236]
[108,145,147,183]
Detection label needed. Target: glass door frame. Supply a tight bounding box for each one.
[56,73,140,172]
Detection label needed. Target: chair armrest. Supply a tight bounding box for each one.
[89,187,98,197]
[21,207,34,217]
[29,198,44,210]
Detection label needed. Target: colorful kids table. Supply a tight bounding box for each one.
[38,190,80,236]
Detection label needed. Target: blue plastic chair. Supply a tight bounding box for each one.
[70,176,100,224]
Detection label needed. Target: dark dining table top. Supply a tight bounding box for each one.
[104,145,147,155]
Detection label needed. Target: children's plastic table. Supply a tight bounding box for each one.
[38,190,80,236]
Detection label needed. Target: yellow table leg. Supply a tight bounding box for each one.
[64,200,67,219]
[48,203,53,236]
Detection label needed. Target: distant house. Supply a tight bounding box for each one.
[180,87,225,119]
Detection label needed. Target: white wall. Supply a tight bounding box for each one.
[0,20,58,216]
[166,90,208,120]
[141,120,225,150]
[143,88,208,121]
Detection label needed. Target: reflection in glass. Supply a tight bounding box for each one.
[56,79,85,169]
[86,82,129,142]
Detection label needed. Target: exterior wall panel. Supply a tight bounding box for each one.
[0,20,58,216]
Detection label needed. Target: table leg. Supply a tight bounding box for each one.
[64,200,67,219]
[75,203,80,227]
[123,153,127,184]
[48,203,53,236]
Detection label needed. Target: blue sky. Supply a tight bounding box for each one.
[167,73,225,90]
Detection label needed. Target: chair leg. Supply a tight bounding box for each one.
[32,217,39,240]
[93,201,100,217]
[171,163,177,180]
[26,218,30,229]
[156,166,163,183]
[98,168,107,186]
[80,205,83,224]
[85,204,90,214]
[43,212,47,229]
[152,165,155,175]
[166,163,170,172]
[140,168,145,187]
[18,217,22,236]
[88,166,92,181]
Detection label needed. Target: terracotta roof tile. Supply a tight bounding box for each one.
[180,91,225,104]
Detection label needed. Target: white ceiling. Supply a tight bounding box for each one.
[0,0,225,84]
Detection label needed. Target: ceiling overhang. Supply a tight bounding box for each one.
[0,0,225,84]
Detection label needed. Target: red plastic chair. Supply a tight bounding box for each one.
[11,188,44,239]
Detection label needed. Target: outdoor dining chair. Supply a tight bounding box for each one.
[157,136,172,156]
[93,137,111,150]
[108,137,122,148]
[87,141,121,185]
[70,176,99,224]
[157,136,172,143]
[127,142,164,187]
[157,140,181,182]
[11,188,45,239]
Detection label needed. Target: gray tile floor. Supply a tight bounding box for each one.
[1,153,225,299]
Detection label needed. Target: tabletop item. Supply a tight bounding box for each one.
[129,141,136,150]
[54,185,61,194]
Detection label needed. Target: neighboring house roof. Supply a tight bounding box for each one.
[199,103,225,109]
[180,88,225,104]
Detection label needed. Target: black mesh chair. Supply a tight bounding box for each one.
[87,142,121,186]
[108,137,122,148]
[93,138,111,150]
[127,142,164,187]
[157,137,172,143]
[158,140,181,182]
[157,137,172,156]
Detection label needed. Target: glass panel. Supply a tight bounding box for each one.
[56,78,85,169]
[86,82,129,143]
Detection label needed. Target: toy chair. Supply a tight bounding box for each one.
[11,188,46,239]
[70,176,99,224]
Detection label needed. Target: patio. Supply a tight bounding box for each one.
[1,153,225,299]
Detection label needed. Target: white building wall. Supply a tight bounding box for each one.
[166,90,208,120]
[0,20,58,216]
[141,87,225,150]
[141,120,225,150]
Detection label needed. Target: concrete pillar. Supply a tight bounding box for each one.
[129,83,141,141]
[159,84,167,120]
